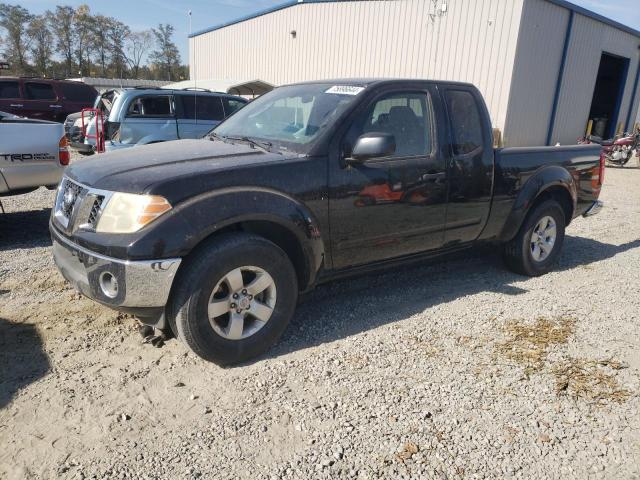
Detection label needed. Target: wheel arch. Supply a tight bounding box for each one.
[498,166,576,242]
[185,217,318,292]
[139,187,327,293]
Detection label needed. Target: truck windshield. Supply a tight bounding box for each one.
[211,83,366,153]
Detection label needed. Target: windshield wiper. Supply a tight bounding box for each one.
[222,135,274,152]
[208,132,225,141]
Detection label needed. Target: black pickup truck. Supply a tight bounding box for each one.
[50,79,604,365]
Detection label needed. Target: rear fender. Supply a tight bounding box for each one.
[498,166,576,242]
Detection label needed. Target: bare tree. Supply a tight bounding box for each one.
[108,20,130,78]
[28,15,53,77]
[125,30,153,79]
[50,6,75,77]
[74,4,94,76]
[0,3,34,74]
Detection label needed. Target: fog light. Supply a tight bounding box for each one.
[99,271,119,298]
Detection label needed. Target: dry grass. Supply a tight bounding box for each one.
[553,358,632,405]
[496,317,576,375]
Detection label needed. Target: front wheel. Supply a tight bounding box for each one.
[503,199,566,276]
[168,233,298,365]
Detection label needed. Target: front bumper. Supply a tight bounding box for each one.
[51,225,181,311]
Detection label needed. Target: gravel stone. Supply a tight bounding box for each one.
[0,156,639,479]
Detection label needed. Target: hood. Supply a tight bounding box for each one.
[66,139,290,192]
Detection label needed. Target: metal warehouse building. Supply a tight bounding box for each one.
[189,0,640,147]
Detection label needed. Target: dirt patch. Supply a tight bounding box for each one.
[553,358,633,405]
[496,316,576,374]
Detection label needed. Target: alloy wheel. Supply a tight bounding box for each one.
[207,266,277,340]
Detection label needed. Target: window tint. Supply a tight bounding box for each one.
[445,90,484,155]
[347,92,433,157]
[223,98,247,116]
[0,81,20,99]
[25,82,56,100]
[61,83,96,102]
[179,95,224,121]
[127,96,173,116]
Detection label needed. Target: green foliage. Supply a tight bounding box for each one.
[0,3,187,81]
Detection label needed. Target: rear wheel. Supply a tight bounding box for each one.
[168,233,298,365]
[503,199,566,276]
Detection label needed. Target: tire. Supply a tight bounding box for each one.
[503,199,566,277]
[167,233,298,365]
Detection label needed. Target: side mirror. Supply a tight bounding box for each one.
[347,132,396,164]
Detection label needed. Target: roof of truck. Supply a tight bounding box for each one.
[285,78,477,88]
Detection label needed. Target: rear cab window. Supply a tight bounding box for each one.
[444,89,485,155]
[127,95,174,117]
[0,81,20,99]
[24,82,57,100]
[178,94,225,121]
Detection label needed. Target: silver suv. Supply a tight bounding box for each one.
[69,88,248,152]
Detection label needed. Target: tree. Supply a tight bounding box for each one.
[50,6,75,77]
[73,4,94,76]
[92,14,110,76]
[149,23,180,81]
[107,20,130,78]
[28,15,53,76]
[0,4,34,74]
[125,30,153,79]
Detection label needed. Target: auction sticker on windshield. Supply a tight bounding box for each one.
[325,85,366,95]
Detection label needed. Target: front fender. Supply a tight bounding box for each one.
[127,187,326,287]
[498,165,576,241]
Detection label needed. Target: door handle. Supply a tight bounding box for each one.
[421,172,446,181]
[10,104,23,108]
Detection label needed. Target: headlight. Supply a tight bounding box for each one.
[96,193,172,233]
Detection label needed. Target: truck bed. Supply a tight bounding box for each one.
[482,144,603,241]
[0,114,66,195]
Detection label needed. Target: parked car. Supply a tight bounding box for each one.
[66,87,248,153]
[0,111,69,197]
[50,79,604,365]
[0,77,97,123]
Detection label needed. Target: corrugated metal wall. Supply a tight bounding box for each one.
[506,0,640,146]
[503,0,569,147]
[190,0,525,132]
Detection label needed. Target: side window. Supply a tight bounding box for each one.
[0,81,20,99]
[445,90,484,155]
[222,98,247,116]
[127,95,173,117]
[61,83,96,102]
[179,95,224,121]
[25,82,56,100]
[345,92,434,158]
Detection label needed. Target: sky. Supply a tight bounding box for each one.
[14,0,640,65]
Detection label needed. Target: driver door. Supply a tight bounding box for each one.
[328,86,448,269]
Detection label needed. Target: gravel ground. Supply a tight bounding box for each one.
[1,158,639,480]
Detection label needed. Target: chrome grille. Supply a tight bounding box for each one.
[87,196,104,228]
[60,179,84,218]
[54,178,87,229]
[54,177,112,232]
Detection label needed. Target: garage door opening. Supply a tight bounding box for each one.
[588,52,629,139]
